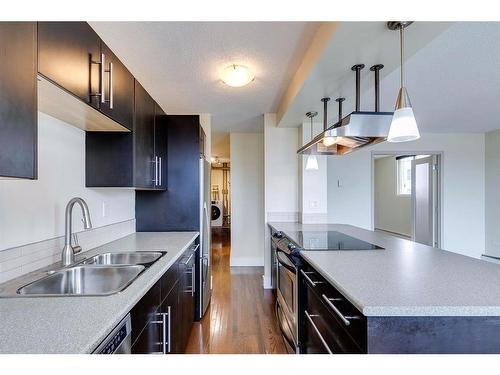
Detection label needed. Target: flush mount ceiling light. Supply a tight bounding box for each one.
[305,111,319,170]
[221,64,254,87]
[387,21,420,143]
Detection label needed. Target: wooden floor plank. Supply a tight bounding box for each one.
[185,230,287,354]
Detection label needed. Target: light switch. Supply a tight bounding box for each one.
[102,202,107,217]
[337,179,343,188]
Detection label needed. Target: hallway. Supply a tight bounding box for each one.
[185,230,287,354]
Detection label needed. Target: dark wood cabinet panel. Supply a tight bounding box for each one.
[85,132,133,187]
[38,22,101,107]
[99,42,134,130]
[129,243,195,354]
[154,103,168,190]
[134,81,155,189]
[162,281,180,353]
[136,115,201,231]
[130,278,161,346]
[0,22,37,179]
[299,261,366,354]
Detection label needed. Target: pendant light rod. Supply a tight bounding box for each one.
[305,111,318,139]
[321,97,330,131]
[387,22,413,88]
[370,64,384,112]
[351,64,365,111]
[335,97,345,123]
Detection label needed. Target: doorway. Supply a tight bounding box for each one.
[210,160,231,254]
[372,152,441,247]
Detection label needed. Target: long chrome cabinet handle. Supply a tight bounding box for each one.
[152,312,168,354]
[183,252,194,266]
[152,156,158,185]
[158,157,162,186]
[321,294,360,326]
[100,53,105,104]
[191,264,195,296]
[108,61,113,109]
[166,305,172,353]
[304,310,333,354]
[300,269,323,287]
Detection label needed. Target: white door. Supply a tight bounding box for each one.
[411,155,439,247]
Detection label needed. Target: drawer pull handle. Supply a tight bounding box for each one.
[304,310,333,354]
[300,269,324,287]
[321,294,360,326]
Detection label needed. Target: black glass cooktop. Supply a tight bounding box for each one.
[288,230,384,251]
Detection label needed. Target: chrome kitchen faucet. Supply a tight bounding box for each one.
[61,197,92,266]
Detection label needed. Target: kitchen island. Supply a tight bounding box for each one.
[0,232,199,354]
[269,222,500,353]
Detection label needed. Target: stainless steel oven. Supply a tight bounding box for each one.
[274,233,299,353]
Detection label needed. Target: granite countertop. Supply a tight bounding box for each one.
[269,222,500,317]
[0,231,199,354]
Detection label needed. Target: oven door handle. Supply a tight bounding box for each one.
[276,249,296,273]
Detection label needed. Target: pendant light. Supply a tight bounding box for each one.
[320,97,337,147]
[387,21,420,143]
[305,111,319,170]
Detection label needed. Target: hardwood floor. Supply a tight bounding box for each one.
[185,229,287,354]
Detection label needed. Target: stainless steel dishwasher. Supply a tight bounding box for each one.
[93,314,132,354]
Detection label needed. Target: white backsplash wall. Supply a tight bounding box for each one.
[0,219,135,284]
[0,112,136,280]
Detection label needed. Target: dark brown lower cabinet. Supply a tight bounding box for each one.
[299,262,367,354]
[130,243,196,354]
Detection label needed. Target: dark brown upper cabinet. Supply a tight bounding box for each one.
[134,81,156,189]
[85,81,167,191]
[38,22,101,108]
[0,22,37,179]
[38,22,133,131]
[99,42,134,130]
[154,103,168,190]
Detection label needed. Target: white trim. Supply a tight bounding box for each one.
[263,275,273,289]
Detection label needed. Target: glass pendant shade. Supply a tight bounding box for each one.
[388,87,420,142]
[388,107,420,142]
[305,155,319,170]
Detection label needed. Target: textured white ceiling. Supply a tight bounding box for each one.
[89,21,319,134]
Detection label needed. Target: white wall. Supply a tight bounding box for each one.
[299,121,328,223]
[485,130,500,257]
[0,112,136,252]
[263,113,299,287]
[230,132,264,266]
[327,133,485,258]
[374,156,412,237]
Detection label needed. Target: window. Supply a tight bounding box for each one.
[396,156,414,196]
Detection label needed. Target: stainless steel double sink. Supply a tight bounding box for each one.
[5,251,165,298]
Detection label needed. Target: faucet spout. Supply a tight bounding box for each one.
[61,197,93,266]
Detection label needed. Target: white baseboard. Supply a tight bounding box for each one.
[230,256,264,267]
[262,275,273,289]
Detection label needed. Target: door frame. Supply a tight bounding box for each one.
[370,150,443,248]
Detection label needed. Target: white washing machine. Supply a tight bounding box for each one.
[211,200,223,227]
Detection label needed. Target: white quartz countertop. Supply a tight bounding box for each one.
[269,222,500,317]
[0,232,199,354]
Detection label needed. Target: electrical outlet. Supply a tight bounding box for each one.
[310,200,319,209]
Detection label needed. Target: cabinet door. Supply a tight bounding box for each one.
[161,281,180,354]
[38,22,101,107]
[131,307,162,354]
[177,249,195,352]
[0,22,37,179]
[134,81,155,189]
[99,42,134,130]
[154,103,168,190]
